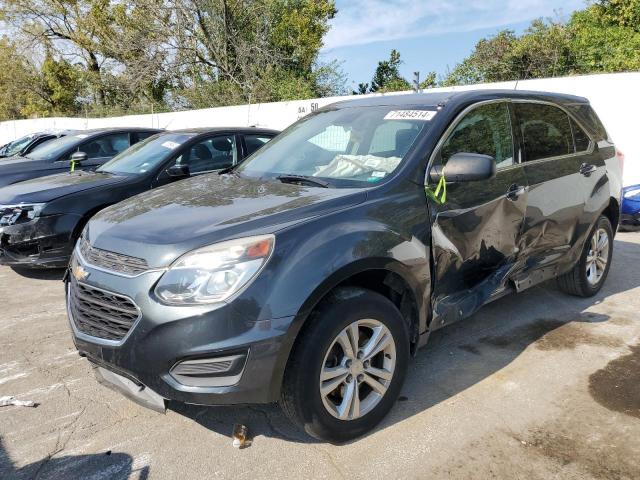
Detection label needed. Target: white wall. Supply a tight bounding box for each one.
[1,72,638,185]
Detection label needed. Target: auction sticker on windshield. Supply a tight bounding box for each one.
[384,110,437,121]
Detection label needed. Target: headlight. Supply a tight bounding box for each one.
[624,188,640,199]
[0,203,46,226]
[154,235,275,305]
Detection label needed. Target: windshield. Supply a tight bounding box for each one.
[4,134,35,157]
[237,106,434,186]
[26,134,86,161]
[98,132,196,174]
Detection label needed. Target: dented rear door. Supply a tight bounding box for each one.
[513,102,588,280]
[426,101,528,328]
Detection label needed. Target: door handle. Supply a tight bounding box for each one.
[506,184,526,201]
[579,163,597,177]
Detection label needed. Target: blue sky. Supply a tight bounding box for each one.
[321,0,586,89]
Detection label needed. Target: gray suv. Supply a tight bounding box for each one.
[66,90,622,442]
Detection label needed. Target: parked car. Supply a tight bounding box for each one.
[0,128,277,268]
[66,90,622,442]
[0,130,73,159]
[621,184,640,230]
[0,128,161,188]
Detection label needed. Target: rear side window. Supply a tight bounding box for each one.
[244,135,272,156]
[439,102,514,169]
[566,104,609,141]
[516,103,573,162]
[570,118,591,152]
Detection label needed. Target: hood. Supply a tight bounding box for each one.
[0,155,37,170]
[0,170,129,204]
[87,173,366,267]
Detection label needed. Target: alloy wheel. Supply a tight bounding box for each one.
[586,227,609,285]
[319,319,396,421]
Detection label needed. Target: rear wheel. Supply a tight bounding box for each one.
[557,215,613,297]
[281,288,409,443]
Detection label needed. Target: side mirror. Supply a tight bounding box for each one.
[166,164,190,179]
[429,153,496,183]
[70,151,88,170]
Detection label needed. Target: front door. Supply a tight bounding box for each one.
[426,101,528,327]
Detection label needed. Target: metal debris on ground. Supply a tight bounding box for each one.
[0,396,38,407]
[232,424,250,449]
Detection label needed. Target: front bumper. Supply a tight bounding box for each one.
[93,365,166,413]
[0,214,79,268]
[66,255,295,407]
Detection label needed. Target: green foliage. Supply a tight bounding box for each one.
[442,0,640,86]
[354,49,412,94]
[569,1,640,72]
[419,72,437,89]
[370,49,405,92]
[0,0,343,120]
[0,38,40,119]
[38,54,82,115]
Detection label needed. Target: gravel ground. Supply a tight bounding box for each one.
[1,232,639,480]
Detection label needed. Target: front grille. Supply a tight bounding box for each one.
[69,277,140,342]
[80,238,149,276]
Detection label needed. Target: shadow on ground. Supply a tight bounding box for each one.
[0,438,149,480]
[171,238,640,444]
[9,267,66,281]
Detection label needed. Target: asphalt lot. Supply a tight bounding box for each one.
[0,232,639,480]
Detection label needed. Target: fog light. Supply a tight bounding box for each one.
[169,352,247,388]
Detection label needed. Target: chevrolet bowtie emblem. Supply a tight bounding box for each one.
[72,262,89,282]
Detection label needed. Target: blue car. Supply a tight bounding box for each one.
[621,184,640,230]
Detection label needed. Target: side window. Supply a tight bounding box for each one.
[175,135,238,174]
[132,131,157,144]
[570,118,591,152]
[244,135,272,156]
[439,102,514,169]
[81,133,130,159]
[370,120,420,158]
[516,103,573,162]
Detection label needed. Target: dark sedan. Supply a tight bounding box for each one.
[0,127,161,188]
[0,131,72,158]
[0,127,277,268]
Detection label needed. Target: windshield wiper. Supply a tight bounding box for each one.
[276,174,329,188]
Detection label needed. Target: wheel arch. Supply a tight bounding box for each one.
[70,204,114,244]
[269,258,426,400]
[601,197,620,234]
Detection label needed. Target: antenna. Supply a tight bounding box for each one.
[413,72,420,93]
[514,78,520,91]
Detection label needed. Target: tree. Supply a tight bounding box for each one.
[370,49,408,92]
[419,71,437,89]
[1,0,111,105]
[168,0,341,106]
[0,38,40,119]
[353,83,370,95]
[442,0,640,86]
[569,0,640,72]
[35,53,82,115]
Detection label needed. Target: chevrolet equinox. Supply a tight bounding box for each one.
[66,90,622,442]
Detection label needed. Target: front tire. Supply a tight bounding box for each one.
[281,287,409,443]
[557,215,613,297]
